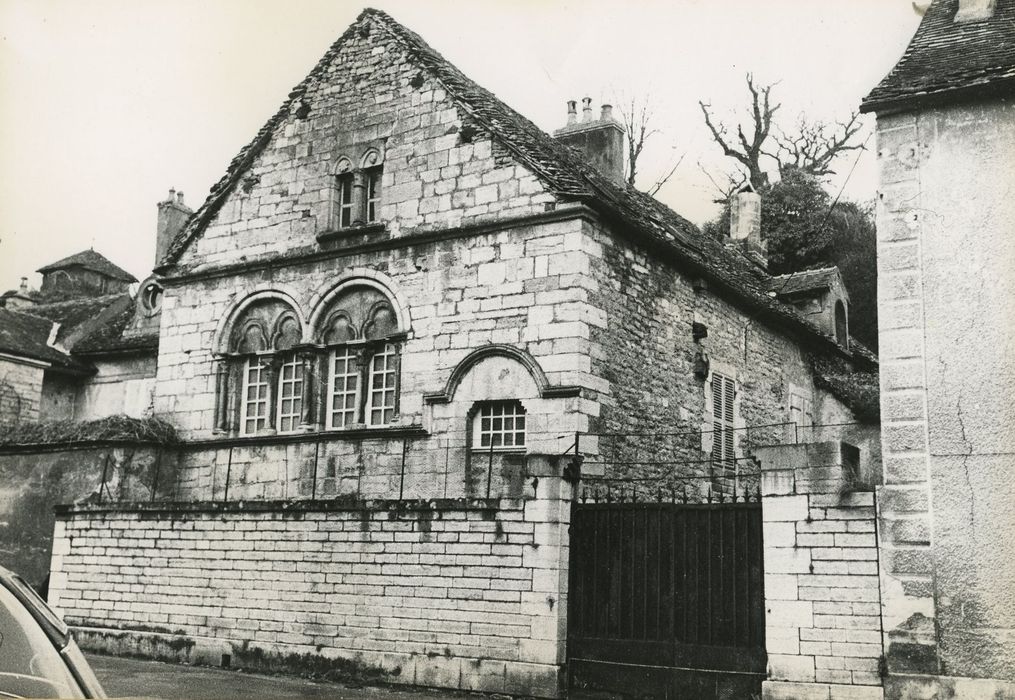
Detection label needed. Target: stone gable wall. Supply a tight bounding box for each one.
[178,13,554,269]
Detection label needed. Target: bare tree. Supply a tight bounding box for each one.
[699,74,780,191]
[773,113,865,178]
[699,73,865,191]
[615,96,684,195]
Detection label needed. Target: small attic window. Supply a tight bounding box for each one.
[835,300,849,349]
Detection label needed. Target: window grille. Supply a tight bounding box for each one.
[711,373,736,467]
[475,401,527,448]
[327,347,360,428]
[276,354,304,433]
[241,358,269,435]
[367,343,398,426]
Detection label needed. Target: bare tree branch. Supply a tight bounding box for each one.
[697,160,747,204]
[699,74,779,190]
[647,151,686,196]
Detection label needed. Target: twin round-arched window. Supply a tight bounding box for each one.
[331,149,383,231]
[215,285,403,436]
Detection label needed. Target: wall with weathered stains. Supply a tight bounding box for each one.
[0,444,171,589]
[76,355,157,420]
[49,469,571,697]
[875,99,1015,692]
[0,357,44,422]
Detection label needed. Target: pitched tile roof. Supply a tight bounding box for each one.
[159,8,874,373]
[25,294,130,346]
[72,303,159,355]
[862,0,1015,113]
[37,249,137,282]
[767,267,842,297]
[0,308,87,369]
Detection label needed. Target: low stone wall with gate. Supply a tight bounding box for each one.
[755,441,884,700]
[47,458,571,697]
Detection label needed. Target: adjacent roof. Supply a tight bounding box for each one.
[25,294,130,346]
[862,0,1015,113]
[37,249,137,283]
[0,308,86,369]
[768,267,841,297]
[73,303,159,355]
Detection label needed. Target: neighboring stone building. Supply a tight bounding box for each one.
[860,0,1015,697]
[36,9,882,698]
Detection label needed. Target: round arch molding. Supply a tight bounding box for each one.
[423,344,582,405]
[307,268,412,336]
[212,288,306,354]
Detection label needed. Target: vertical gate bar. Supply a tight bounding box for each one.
[719,506,726,647]
[641,507,647,641]
[629,507,636,641]
[605,505,612,637]
[656,507,663,642]
[731,507,740,645]
[706,507,713,646]
[669,506,677,661]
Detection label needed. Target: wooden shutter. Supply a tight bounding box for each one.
[711,373,736,467]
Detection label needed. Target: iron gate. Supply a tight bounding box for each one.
[567,495,766,698]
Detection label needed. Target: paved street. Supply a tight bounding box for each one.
[85,653,483,700]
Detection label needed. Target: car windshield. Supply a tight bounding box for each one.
[0,583,82,699]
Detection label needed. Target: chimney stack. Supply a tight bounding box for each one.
[156,186,194,266]
[553,97,625,184]
[730,185,767,269]
[955,0,995,21]
[19,277,28,293]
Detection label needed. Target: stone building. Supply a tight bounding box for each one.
[860,0,1015,697]
[34,8,882,698]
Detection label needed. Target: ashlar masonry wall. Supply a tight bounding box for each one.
[755,442,884,700]
[875,100,1015,695]
[49,472,571,697]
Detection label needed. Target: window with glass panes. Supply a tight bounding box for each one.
[365,167,382,223]
[240,358,269,435]
[327,347,360,428]
[475,401,526,448]
[336,173,354,228]
[367,343,398,425]
[276,355,304,433]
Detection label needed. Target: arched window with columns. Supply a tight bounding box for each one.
[328,147,384,232]
[313,283,403,429]
[214,296,309,436]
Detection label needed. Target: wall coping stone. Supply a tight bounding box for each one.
[54,496,519,517]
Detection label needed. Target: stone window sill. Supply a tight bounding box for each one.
[316,222,387,244]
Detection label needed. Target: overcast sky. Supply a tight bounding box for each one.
[0,0,923,292]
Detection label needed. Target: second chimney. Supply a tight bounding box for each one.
[553,97,625,184]
[730,185,767,269]
[156,188,194,266]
